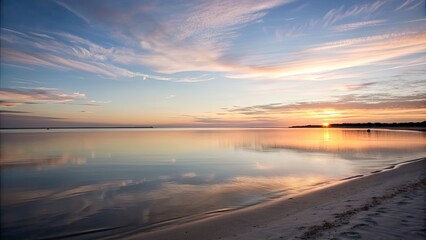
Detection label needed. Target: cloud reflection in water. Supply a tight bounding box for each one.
[1,128,425,239]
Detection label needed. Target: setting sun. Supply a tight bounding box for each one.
[322,122,330,128]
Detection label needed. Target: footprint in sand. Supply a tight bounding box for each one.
[362,217,378,226]
[376,207,388,213]
[415,229,426,237]
[340,231,362,239]
[351,223,369,230]
[403,195,413,200]
[400,219,410,226]
[367,212,380,217]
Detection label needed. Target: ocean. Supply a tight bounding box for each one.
[1,128,425,239]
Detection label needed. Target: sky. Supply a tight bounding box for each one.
[0,0,425,128]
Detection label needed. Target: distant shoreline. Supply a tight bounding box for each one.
[290,121,426,131]
[290,126,426,132]
[1,122,425,131]
[0,126,154,130]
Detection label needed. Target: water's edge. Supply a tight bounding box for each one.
[101,157,426,240]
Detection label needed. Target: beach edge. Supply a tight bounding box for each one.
[121,158,426,240]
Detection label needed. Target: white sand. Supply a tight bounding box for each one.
[123,158,425,240]
[317,183,425,239]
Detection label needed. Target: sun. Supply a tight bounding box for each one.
[322,122,330,128]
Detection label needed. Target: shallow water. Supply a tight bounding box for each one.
[1,128,425,239]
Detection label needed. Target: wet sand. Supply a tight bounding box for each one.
[123,158,426,240]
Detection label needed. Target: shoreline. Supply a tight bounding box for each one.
[289,126,426,132]
[1,126,424,131]
[121,158,426,240]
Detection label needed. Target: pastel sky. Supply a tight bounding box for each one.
[0,0,425,127]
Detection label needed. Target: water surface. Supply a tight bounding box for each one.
[1,128,425,239]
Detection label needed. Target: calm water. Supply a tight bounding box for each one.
[1,128,425,239]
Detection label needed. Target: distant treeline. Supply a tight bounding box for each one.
[290,121,426,128]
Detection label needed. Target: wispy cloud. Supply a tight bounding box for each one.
[0,63,35,71]
[395,0,424,11]
[188,115,281,127]
[227,32,426,80]
[174,75,214,83]
[0,100,33,107]
[0,110,31,114]
[274,1,388,40]
[166,94,176,100]
[82,100,112,106]
[1,28,215,82]
[274,19,319,40]
[308,32,414,51]
[1,1,423,86]
[322,1,385,27]
[333,19,387,32]
[220,93,426,123]
[181,172,197,178]
[56,0,293,74]
[337,82,377,91]
[80,110,93,114]
[197,77,426,125]
[0,88,105,107]
[0,29,149,79]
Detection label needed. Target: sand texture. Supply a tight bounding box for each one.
[316,181,425,239]
[122,158,425,240]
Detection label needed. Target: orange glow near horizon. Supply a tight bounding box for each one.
[322,122,330,127]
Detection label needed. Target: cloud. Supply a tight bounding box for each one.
[204,77,426,124]
[166,94,176,100]
[56,0,293,74]
[174,74,214,83]
[338,82,377,91]
[227,32,426,80]
[274,18,319,40]
[322,1,385,27]
[216,96,425,125]
[0,63,35,71]
[1,48,60,69]
[0,87,103,107]
[254,161,272,170]
[0,113,68,128]
[187,115,282,127]
[274,1,387,40]
[333,19,387,32]
[81,100,112,106]
[1,28,156,79]
[1,1,423,85]
[395,0,424,11]
[0,100,33,107]
[181,172,197,178]
[227,93,426,116]
[1,28,216,82]
[0,110,31,114]
[308,32,413,51]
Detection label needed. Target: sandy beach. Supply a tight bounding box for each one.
[123,158,426,240]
